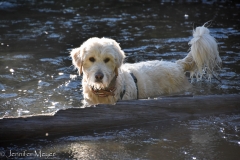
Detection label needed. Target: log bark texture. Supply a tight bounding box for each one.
[0,94,239,141]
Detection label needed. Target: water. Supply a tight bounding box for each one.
[1,114,240,159]
[0,0,240,159]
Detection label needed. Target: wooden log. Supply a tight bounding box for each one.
[0,94,239,141]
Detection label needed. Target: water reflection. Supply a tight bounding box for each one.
[1,114,239,159]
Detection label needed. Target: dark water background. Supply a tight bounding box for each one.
[0,0,240,159]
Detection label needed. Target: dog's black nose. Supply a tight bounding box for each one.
[95,72,104,81]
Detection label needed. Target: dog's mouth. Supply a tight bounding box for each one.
[90,83,103,89]
[90,85,105,90]
[89,75,117,97]
[88,77,115,91]
[88,81,108,90]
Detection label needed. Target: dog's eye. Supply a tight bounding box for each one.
[89,57,95,62]
[104,58,110,63]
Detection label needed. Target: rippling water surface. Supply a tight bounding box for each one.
[0,0,239,159]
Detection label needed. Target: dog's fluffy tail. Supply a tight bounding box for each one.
[177,26,222,81]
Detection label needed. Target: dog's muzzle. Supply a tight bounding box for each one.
[91,75,117,97]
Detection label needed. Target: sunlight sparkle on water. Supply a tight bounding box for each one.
[52,102,59,105]
[48,106,55,109]
[22,110,30,113]
[58,72,64,75]
[70,74,77,79]
[9,68,14,73]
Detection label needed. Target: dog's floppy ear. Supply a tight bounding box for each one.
[111,40,126,69]
[110,40,125,77]
[70,47,83,75]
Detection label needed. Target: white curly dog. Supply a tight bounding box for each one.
[70,26,221,106]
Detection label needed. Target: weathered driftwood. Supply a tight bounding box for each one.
[0,94,239,141]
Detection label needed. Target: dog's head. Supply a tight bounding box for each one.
[70,37,125,89]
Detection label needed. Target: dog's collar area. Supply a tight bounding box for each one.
[120,72,138,100]
[91,75,117,97]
